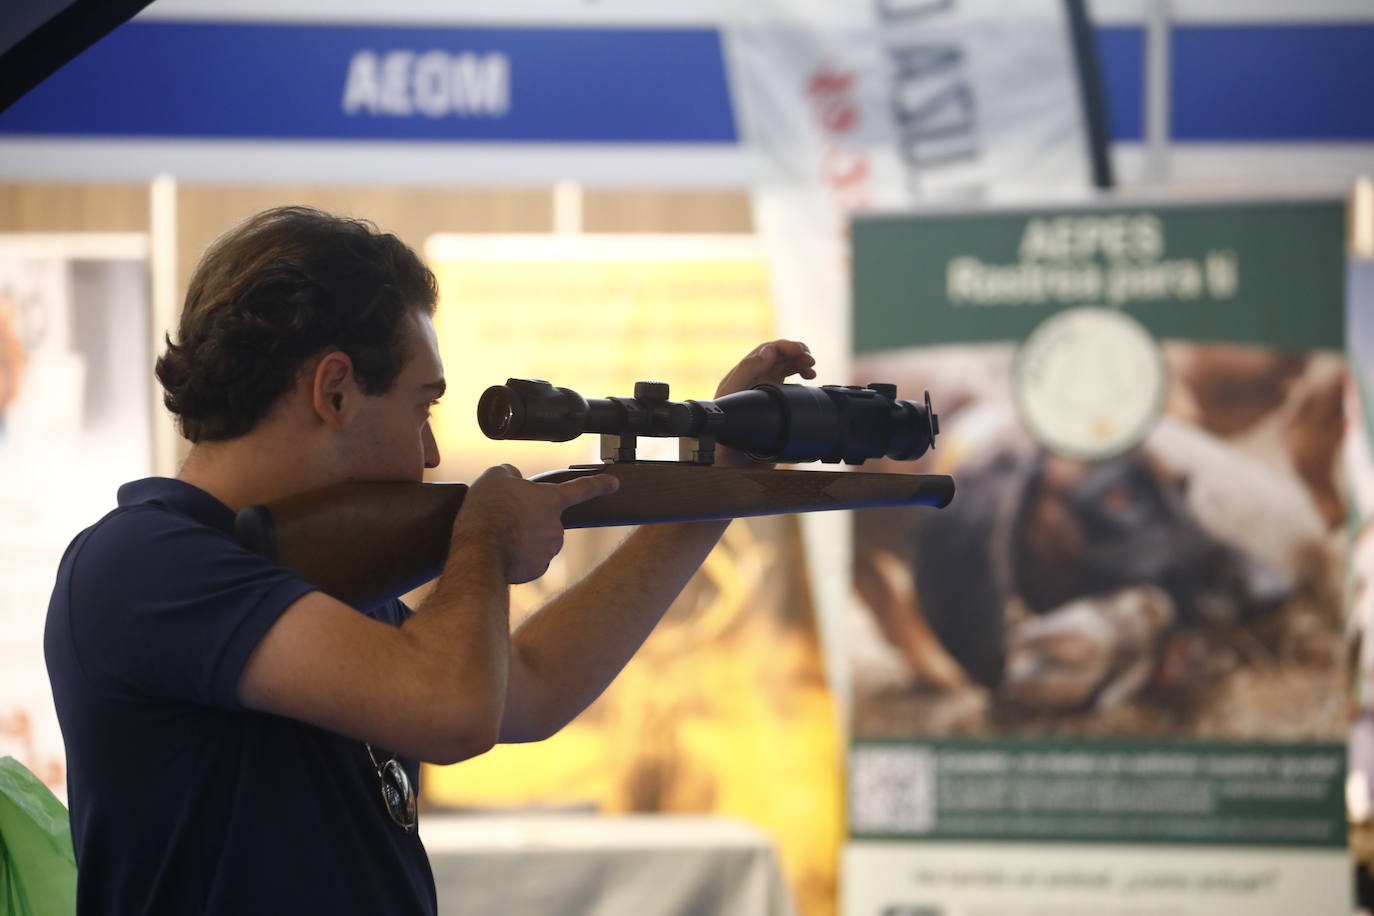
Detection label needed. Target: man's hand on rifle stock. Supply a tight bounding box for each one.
[457,464,619,584]
[712,339,816,469]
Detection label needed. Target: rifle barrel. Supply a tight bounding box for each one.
[539,464,954,526]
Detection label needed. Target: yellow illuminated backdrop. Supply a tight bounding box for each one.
[420,234,842,915]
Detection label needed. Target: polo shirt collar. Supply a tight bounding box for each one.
[117,477,237,534]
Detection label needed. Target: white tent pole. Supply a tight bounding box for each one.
[149,174,180,477]
[1144,0,1172,189]
[1354,176,1374,259]
[553,179,584,235]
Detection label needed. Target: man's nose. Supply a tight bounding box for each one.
[423,420,441,469]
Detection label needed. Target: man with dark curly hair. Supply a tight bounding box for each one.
[44,206,815,914]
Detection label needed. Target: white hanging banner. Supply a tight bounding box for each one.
[725,0,1098,362]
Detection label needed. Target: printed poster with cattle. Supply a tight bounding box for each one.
[844,199,1349,915]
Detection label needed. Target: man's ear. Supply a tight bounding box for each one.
[311,351,356,431]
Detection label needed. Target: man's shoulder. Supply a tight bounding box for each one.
[58,480,254,607]
[85,498,199,539]
[65,498,221,577]
[49,480,317,707]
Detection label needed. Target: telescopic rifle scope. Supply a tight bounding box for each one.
[477,378,940,465]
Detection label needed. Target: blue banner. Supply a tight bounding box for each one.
[5,19,1370,147]
[0,21,738,144]
[1097,23,1374,142]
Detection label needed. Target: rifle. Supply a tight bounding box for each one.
[234,379,955,608]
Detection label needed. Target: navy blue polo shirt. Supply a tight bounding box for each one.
[44,478,437,915]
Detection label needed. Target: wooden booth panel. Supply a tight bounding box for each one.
[583,189,753,234]
[0,185,755,240]
[173,187,753,306]
[175,186,556,305]
[0,183,149,232]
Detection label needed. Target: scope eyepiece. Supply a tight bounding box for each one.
[478,379,593,442]
[476,384,520,439]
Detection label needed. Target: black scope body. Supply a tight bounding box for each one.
[477,378,939,465]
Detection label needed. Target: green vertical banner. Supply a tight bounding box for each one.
[845,199,1350,916]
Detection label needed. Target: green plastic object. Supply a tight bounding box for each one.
[0,757,75,915]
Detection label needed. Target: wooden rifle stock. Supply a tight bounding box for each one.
[234,464,955,609]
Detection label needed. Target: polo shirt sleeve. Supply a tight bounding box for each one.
[62,506,318,709]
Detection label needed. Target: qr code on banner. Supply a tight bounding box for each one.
[849,745,936,834]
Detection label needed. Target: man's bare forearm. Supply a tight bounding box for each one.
[401,531,512,758]
[499,519,729,742]
[402,463,618,755]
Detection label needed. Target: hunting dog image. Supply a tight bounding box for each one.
[851,343,1345,739]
